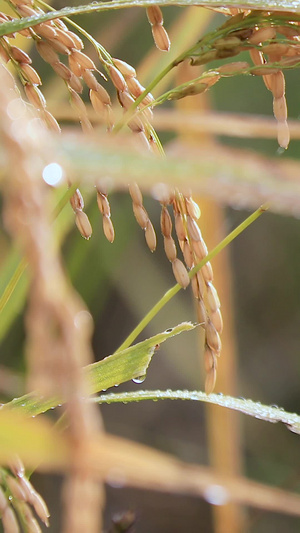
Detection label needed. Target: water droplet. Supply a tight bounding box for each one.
[271,404,279,409]
[132,374,146,384]
[204,484,229,506]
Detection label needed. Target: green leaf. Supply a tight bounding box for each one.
[93,389,300,435]
[2,322,196,417]
[0,1,300,38]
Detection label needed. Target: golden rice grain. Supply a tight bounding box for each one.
[20,63,42,85]
[248,26,276,45]
[197,298,207,325]
[0,46,9,63]
[89,91,104,116]
[118,90,135,109]
[252,66,279,75]
[36,41,59,65]
[53,18,68,31]
[186,215,202,241]
[141,92,155,107]
[174,213,187,241]
[191,274,200,299]
[172,258,190,288]
[146,6,163,25]
[128,114,144,133]
[273,95,287,122]
[217,61,249,75]
[68,73,83,93]
[8,457,24,478]
[206,281,221,312]
[47,38,69,55]
[206,318,221,353]
[249,48,264,66]
[134,130,151,151]
[276,24,300,38]
[182,239,194,268]
[0,487,7,511]
[160,206,172,237]
[129,182,143,205]
[277,120,290,149]
[97,192,110,216]
[75,209,92,239]
[65,31,84,50]
[68,54,82,77]
[80,116,93,133]
[30,491,50,526]
[22,505,41,533]
[93,84,111,105]
[82,70,99,91]
[10,46,31,64]
[204,345,215,372]
[269,70,285,98]
[164,235,177,261]
[145,220,157,251]
[132,203,149,228]
[102,214,115,243]
[107,64,126,92]
[205,366,217,394]
[126,77,145,97]
[70,188,84,211]
[201,261,214,282]
[151,24,170,52]
[195,271,206,299]
[6,476,26,501]
[263,43,288,56]
[52,61,72,81]
[192,238,208,260]
[210,308,223,333]
[24,84,46,109]
[113,58,136,78]
[2,506,19,533]
[35,23,57,40]
[69,88,87,117]
[71,49,96,70]
[16,4,36,16]
[55,28,77,49]
[42,109,61,133]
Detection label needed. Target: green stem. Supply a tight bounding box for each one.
[116,203,268,352]
[0,258,27,314]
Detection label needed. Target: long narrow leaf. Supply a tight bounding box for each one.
[0,1,299,38]
[2,323,196,416]
[93,389,300,435]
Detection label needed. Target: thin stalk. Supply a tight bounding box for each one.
[116,203,268,352]
[0,258,27,314]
